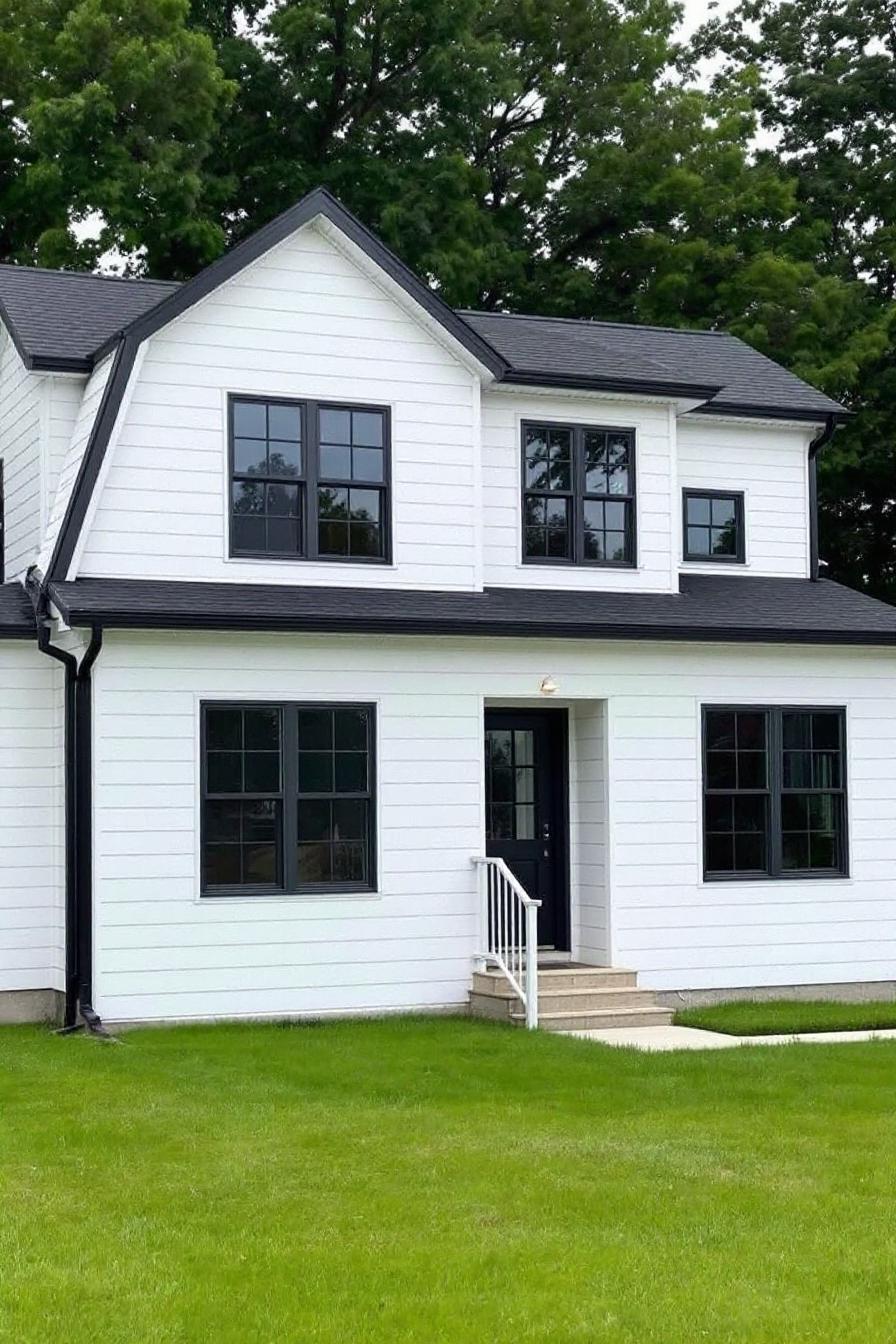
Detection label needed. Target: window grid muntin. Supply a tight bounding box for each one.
[202,705,285,891]
[702,706,848,881]
[682,489,745,564]
[485,726,537,840]
[201,702,376,896]
[703,710,770,876]
[228,395,391,564]
[522,421,636,568]
[230,398,305,560]
[522,425,573,560]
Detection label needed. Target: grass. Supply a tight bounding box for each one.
[3,1017,896,1343]
[674,998,896,1037]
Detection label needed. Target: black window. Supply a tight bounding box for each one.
[683,490,744,563]
[522,423,635,567]
[201,702,376,895]
[703,707,848,880]
[230,397,389,562]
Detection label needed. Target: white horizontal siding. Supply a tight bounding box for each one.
[481,390,676,591]
[677,417,812,578]
[570,701,608,962]
[92,632,896,1021]
[43,374,86,540]
[0,641,64,992]
[0,329,43,580]
[38,354,114,576]
[78,224,479,590]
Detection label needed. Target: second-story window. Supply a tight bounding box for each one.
[230,396,390,562]
[683,489,745,563]
[522,422,636,567]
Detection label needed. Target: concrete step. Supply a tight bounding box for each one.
[535,987,661,1013]
[510,1005,676,1032]
[472,966,637,997]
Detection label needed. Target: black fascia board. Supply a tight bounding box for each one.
[92,188,508,378]
[499,368,723,402]
[46,336,137,582]
[691,400,851,424]
[0,299,36,372]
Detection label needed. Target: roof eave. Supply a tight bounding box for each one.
[693,400,850,425]
[48,587,896,647]
[499,369,723,402]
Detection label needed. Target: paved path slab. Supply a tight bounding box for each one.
[565,1024,896,1051]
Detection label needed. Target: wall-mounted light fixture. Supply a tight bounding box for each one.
[540,675,558,696]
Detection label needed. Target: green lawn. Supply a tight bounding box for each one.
[3,1017,896,1343]
[675,998,896,1036]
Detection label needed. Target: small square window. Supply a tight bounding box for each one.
[683,491,745,563]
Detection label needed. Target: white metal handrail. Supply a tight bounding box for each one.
[472,856,541,1028]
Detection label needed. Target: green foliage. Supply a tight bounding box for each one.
[0,0,234,273]
[1,0,894,595]
[697,0,896,597]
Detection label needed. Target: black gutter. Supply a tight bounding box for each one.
[46,606,896,648]
[499,369,723,402]
[693,402,850,425]
[808,414,838,582]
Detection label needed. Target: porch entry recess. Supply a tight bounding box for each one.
[484,709,570,951]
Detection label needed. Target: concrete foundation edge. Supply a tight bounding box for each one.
[655,980,896,1009]
[0,989,64,1025]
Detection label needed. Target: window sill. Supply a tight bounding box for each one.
[227,553,395,568]
[682,557,746,567]
[518,559,642,573]
[198,884,380,902]
[700,872,852,886]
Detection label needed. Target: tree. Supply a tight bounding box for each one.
[0,0,234,274]
[696,0,896,598]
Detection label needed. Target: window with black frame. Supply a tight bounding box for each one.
[201,702,375,895]
[683,490,745,563]
[522,422,635,566]
[230,397,389,562]
[702,707,847,880]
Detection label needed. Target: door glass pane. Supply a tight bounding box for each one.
[485,727,539,840]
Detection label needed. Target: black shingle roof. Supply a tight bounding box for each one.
[47,575,896,645]
[0,583,37,638]
[460,311,844,420]
[0,264,179,371]
[0,189,844,420]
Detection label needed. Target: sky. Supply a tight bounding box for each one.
[678,0,736,38]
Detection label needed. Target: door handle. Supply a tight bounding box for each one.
[542,822,551,841]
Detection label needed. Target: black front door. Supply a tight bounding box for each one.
[484,709,569,951]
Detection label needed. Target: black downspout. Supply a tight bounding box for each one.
[808,415,837,582]
[33,583,105,1032]
[35,601,79,1027]
[74,626,103,1028]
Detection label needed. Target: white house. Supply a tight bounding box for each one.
[1,188,895,1032]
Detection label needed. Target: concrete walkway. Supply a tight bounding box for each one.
[565,1024,896,1051]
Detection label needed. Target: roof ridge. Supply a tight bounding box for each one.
[458,308,729,338]
[0,262,179,288]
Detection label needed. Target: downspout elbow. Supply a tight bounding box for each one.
[808,414,838,582]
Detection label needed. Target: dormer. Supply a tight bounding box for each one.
[0,189,845,599]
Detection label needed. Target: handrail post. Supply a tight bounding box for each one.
[525,903,538,1029]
